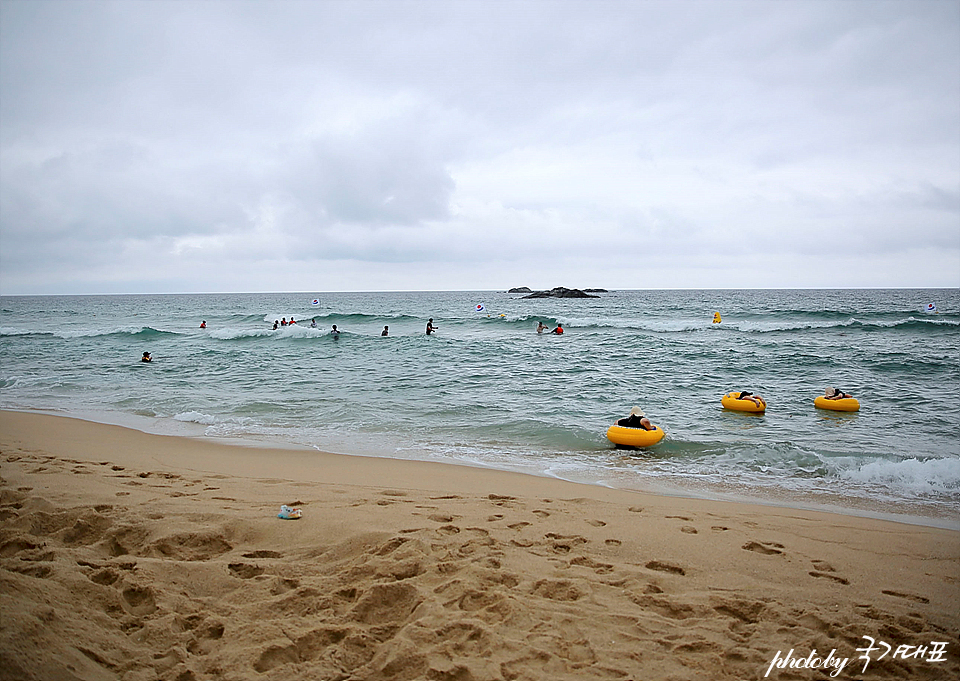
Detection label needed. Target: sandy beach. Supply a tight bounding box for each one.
[0,410,956,681]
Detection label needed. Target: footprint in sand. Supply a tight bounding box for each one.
[532,510,550,519]
[585,519,606,527]
[680,526,698,534]
[742,541,784,555]
[809,571,850,585]
[428,514,458,523]
[228,563,265,579]
[628,507,643,513]
[645,560,686,576]
[881,590,930,604]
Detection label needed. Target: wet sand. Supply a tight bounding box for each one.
[0,410,956,680]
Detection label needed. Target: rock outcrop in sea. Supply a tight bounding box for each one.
[520,287,601,299]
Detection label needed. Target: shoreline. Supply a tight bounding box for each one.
[4,407,957,531]
[1,409,958,680]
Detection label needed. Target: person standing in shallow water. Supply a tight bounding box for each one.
[426,319,437,335]
[382,326,389,336]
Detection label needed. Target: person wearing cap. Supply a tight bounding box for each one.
[617,406,654,430]
[141,351,152,363]
[824,387,852,400]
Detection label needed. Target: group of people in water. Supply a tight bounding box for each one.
[618,387,856,431]
[144,315,565,362]
[250,317,566,337]
[536,321,564,334]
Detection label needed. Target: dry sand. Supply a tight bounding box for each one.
[0,410,956,681]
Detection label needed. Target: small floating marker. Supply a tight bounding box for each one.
[475,303,485,313]
[713,312,722,324]
[926,303,937,313]
[311,298,321,306]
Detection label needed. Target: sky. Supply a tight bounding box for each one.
[1,0,958,295]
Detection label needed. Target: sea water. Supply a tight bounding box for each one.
[1,289,957,526]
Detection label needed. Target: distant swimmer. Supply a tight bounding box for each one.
[426,319,438,335]
[537,321,549,334]
[331,324,340,338]
[200,320,206,328]
[310,318,317,328]
[617,406,654,431]
[552,323,564,335]
[382,326,389,336]
[713,312,721,324]
[824,387,852,400]
[280,318,287,326]
[273,320,279,330]
[289,318,296,325]
[141,351,152,363]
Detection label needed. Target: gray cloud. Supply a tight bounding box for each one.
[1,0,957,294]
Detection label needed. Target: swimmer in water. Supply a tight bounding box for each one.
[426,319,437,335]
[617,406,654,431]
[141,351,152,363]
[537,321,549,334]
[736,391,765,408]
[824,387,852,400]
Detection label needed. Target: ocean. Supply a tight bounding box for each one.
[1,289,958,527]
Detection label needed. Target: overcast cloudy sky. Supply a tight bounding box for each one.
[1,0,958,294]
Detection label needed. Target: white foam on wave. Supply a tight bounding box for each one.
[53,325,171,339]
[839,457,960,497]
[0,375,60,389]
[208,325,325,340]
[208,327,275,340]
[173,411,218,426]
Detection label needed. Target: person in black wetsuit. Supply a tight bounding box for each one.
[736,391,765,407]
[617,406,654,430]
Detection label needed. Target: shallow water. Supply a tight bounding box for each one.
[2,288,958,525]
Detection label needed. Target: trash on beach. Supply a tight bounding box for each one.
[277,505,302,520]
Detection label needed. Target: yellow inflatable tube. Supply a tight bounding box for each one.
[721,392,766,413]
[814,396,860,412]
[606,424,665,448]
